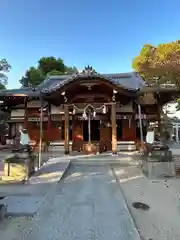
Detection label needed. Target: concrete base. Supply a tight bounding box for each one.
[64,150,70,155]
[0,196,44,217]
[1,176,25,184]
[142,160,176,179]
[0,204,7,221]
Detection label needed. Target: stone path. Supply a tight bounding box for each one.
[3,164,139,240]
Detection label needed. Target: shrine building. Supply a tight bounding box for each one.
[0,66,178,154]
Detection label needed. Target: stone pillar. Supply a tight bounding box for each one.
[64,105,69,155]
[111,103,117,154]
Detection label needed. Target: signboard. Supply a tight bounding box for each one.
[28,117,48,122]
[146,131,155,144]
[116,115,131,120]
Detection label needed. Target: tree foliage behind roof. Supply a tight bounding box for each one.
[132,41,180,85]
[38,57,66,76]
[132,41,180,110]
[19,56,78,88]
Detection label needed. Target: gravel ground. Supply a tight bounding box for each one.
[0,164,140,240]
[114,165,180,240]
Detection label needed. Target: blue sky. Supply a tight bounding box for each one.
[1,0,180,89]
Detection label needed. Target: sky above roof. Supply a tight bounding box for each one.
[1,0,180,90]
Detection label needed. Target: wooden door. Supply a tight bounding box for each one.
[122,119,136,140]
[72,119,83,151]
[100,121,111,152]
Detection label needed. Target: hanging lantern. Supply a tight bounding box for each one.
[82,110,87,119]
[102,106,106,114]
[93,111,96,118]
[107,122,111,127]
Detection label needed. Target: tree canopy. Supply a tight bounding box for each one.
[19,67,44,87]
[0,58,11,88]
[38,57,66,76]
[132,41,180,110]
[132,41,180,85]
[20,56,78,87]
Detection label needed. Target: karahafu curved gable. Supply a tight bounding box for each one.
[40,66,140,95]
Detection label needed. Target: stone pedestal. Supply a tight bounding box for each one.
[3,153,36,182]
[142,158,176,179]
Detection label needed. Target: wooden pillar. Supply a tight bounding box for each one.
[47,103,51,132]
[132,101,136,140]
[155,94,162,135]
[64,105,69,155]
[38,97,43,168]
[138,104,143,142]
[111,103,117,154]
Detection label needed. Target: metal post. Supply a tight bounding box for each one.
[88,113,91,144]
[38,98,43,169]
[138,104,143,142]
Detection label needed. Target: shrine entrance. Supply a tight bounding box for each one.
[71,104,110,154]
[83,120,100,142]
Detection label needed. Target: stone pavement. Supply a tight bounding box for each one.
[0,163,140,240]
[3,151,180,239]
[113,165,180,240]
[28,158,70,184]
[0,158,70,218]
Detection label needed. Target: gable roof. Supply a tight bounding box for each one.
[39,71,145,95]
[0,87,39,97]
[0,71,145,98]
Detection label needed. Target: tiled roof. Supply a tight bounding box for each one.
[39,72,145,95]
[0,71,145,97]
[104,72,145,90]
[0,87,40,97]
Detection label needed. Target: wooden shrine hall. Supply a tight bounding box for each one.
[0,66,179,154]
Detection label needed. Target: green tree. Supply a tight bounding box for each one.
[47,69,64,76]
[132,41,180,85]
[0,58,11,87]
[132,41,180,110]
[38,57,66,76]
[46,66,78,77]
[20,67,45,87]
[20,57,78,87]
[0,83,6,89]
[65,66,78,75]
